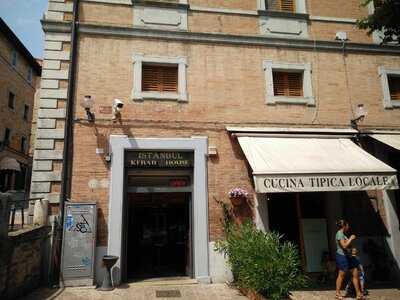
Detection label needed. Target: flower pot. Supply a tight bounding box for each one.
[230,196,244,206]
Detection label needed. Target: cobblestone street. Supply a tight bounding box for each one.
[20,283,400,300]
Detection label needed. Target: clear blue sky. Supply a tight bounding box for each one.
[0,0,48,59]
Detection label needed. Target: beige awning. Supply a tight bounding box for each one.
[370,134,400,151]
[0,157,21,171]
[238,137,398,193]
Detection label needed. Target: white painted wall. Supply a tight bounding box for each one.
[208,242,233,283]
[254,193,269,232]
[383,190,400,269]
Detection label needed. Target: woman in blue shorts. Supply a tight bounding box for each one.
[335,219,363,299]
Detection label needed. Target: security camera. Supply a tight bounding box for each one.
[335,31,348,42]
[112,99,124,120]
[113,99,124,110]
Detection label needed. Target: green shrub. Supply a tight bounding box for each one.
[215,220,307,300]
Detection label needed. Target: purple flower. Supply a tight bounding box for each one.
[228,187,249,199]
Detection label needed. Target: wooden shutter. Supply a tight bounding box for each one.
[280,0,295,12]
[389,76,400,101]
[142,65,178,93]
[266,0,295,12]
[273,71,303,97]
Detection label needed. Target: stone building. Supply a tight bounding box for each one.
[0,18,41,195]
[33,0,400,286]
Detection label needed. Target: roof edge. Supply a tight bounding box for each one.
[0,17,41,75]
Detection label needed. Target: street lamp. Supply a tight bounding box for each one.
[80,95,95,122]
[351,104,367,129]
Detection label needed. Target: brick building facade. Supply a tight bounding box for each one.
[0,18,41,195]
[33,0,400,285]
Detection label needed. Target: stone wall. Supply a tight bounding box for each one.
[0,226,50,300]
[30,0,73,204]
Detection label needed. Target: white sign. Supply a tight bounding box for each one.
[254,174,399,193]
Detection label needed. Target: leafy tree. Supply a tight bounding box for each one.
[357,0,400,44]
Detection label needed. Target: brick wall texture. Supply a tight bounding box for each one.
[34,0,400,247]
[71,32,400,245]
[80,0,373,43]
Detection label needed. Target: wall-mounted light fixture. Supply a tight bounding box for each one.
[81,95,95,122]
[112,99,124,121]
[351,104,367,129]
[208,146,218,157]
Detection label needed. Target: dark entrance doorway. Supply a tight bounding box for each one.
[268,192,329,272]
[268,193,301,246]
[127,192,191,280]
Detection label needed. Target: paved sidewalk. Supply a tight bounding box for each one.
[20,283,400,300]
[21,283,248,300]
[291,289,400,300]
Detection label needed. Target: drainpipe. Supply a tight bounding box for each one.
[57,0,80,285]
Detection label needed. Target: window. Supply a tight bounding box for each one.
[132,54,187,102]
[27,68,33,83]
[11,50,17,67]
[266,0,295,12]
[273,71,303,97]
[142,64,178,93]
[4,128,11,146]
[258,0,308,38]
[264,60,314,105]
[8,92,15,110]
[388,76,400,101]
[14,165,26,190]
[379,67,400,108]
[23,105,29,121]
[21,137,27,153]
[259,0,306,13]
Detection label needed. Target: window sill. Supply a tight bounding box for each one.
[384,99,400,109]
[133,0,189,9]
[266,96,315,106]
[132,91,188,102]
[258,10,309,20]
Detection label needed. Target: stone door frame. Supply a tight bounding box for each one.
[107,135,210,284]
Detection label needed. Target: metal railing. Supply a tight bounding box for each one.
[6,194,43,231]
